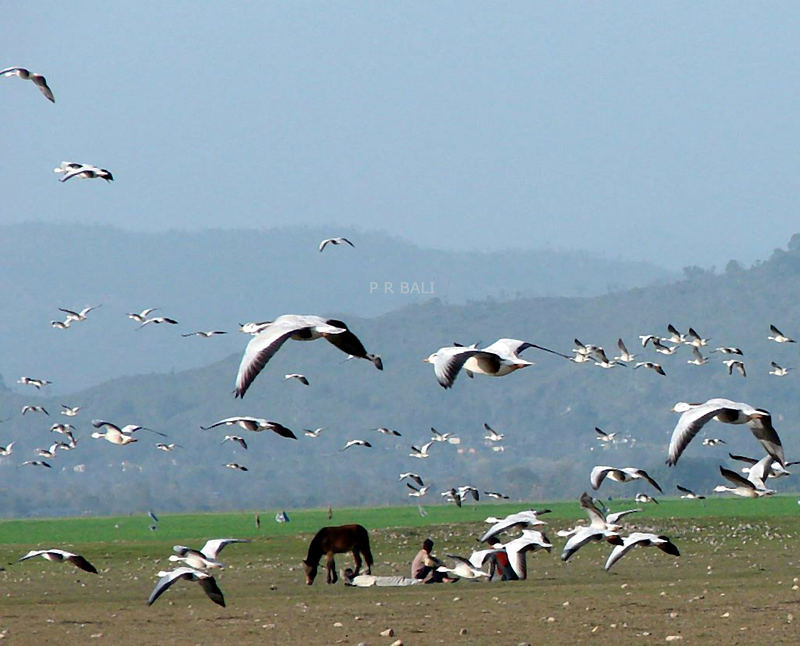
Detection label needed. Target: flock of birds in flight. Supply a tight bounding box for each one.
[3,64,796,603]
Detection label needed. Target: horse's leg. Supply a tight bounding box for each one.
[361,543,374,575]
[352,550,362,577]
[326,553,338,584]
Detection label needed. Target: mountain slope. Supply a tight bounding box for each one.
[0,222,672,392]
[1,238,799,516]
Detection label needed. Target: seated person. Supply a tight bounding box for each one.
[411,538,457,583]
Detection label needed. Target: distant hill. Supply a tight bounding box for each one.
[0,222,672,392]
[1,234,799,517]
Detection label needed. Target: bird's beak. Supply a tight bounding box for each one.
[422,357,430,363]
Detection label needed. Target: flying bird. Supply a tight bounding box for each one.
[685,327,709,347]
[687,347,708,366]
[573,338,602,356]
[170,538,250,570]
[284,373,310,385]
[55,161,113,182]
[604,533,679,571]
[424,338,568,389]
[666,398,784,467]
[633,362,665,376]
[155,443,179,451]
[594,427,617,443]
[374,426,401,436]
[443,485,479,507]
[1,66,54,102]
[318,237,355,252]
[483,423,504,442]
[224,463,248,471]
[17,377,51,389]
[728,452,798,479]
[769,361,790,377]
[221,435,248,450]
[768,324,795,343]
[613,338,637,363]
[181,330,227,338]
[341,439,372,450]
[723,359,746,377]
[638,334,660,348]
[139,316,178,328]
[398,472,424,487]
[409,440,435,459]
[406,482,430,497]
[60,405,80,417]
[17,549,97,573]
[127,307,159,323]
[90,419,161,446]
[634,493,659,504]
[713,346,743,355]
[21,405,48,415]
[491,529,552,579]
[436,555,489,579]
[651,338,678,355]
[238,321,271,335]
[35,442,61,459]
[429,427,455,442]
[677,485,705,500]
[200,416,296,439]
[483,491,510,500]
[714,464,775,497]
[59,305,101,323]
[0,442,15,456]
[234,314,381,397]
[147,567,225,607]
[304,427,324,438]
[21,460,52,468]
[664,324,685,344]
[479,509,551,543]
[90,428,137,446]
[92,419,164,436]
[558,493,633,561]
[590,466,663,493]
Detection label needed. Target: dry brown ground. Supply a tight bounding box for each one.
[1,519,798,645]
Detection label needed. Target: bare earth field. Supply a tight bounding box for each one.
[1,506,798,645]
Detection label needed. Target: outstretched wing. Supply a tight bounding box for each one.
[746,414,785,467]
[147,569,189,606]
[631,468,663,493]
[234,322,299,398]
[666,401,733,466]
[67,554,98,573]
[198,575,226,606]
[201,538,250,560]
[322,320,371,360]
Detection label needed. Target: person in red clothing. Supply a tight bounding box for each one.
[486,538,519,581]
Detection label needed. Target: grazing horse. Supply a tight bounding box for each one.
[302,524,373,585]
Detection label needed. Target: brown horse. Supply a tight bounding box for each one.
[302,524,373,585]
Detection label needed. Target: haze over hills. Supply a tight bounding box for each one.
[1,233,799,517]
[0,222,672,393]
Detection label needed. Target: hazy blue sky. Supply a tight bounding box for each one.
[4,3,800,269]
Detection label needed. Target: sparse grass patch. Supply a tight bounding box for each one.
[1,497,798,644]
